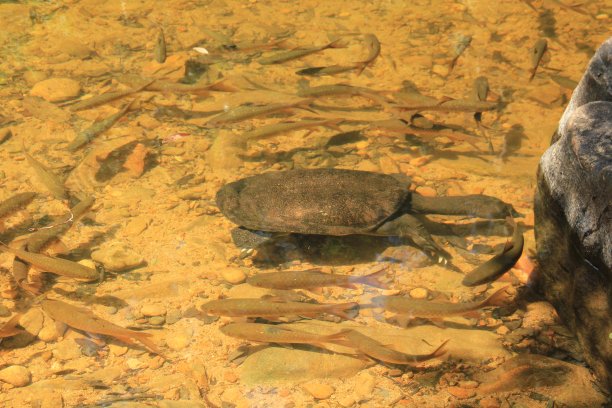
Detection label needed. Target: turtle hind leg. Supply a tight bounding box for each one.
[375,214,451,264]
[231,227,275,251]
[411,193,520,219]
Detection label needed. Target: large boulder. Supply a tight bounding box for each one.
[534,37,612,391]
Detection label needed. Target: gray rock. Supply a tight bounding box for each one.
[534,36,612,391]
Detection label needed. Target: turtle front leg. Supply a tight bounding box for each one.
[375,214,451,264]
[230,227,275,256]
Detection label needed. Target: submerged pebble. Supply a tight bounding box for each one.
[221,267,246,284]
[30,78,81,102]
[302,381,335,399]
[409,287,429,299]
[0,365,31,387]
[91,242,145,272]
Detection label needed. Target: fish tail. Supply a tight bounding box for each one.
[325,38,346,49]
[357,268,390,289]
[483,286,511,307]
[326,302,358,320]
[121,332,165,357]
[321,329,353,347]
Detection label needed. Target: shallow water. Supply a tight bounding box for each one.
[0,0,610,407]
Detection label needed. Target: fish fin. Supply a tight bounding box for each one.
[394,314,413,328]
[325,38,346,50]
[358,267,391,289]
[119,332,165,358]
[306,287,324,295]
[321,329,353,347]
[428,318,447,329]
[462,310,481,319]
[483,286,511,307]
[327,302,358,320]
[339,283,359,290]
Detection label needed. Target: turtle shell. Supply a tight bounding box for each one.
[216,168,410,235]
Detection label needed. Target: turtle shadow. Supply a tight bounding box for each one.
[252,234,432,267]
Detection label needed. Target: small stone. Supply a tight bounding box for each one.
[416,186,437,197]
[38,319,67,342]
[221,267,246,285]
[124,217,150,235]
[30,78,81,102]
[223,370,238,383]
[166,329,192,350]
[338,395,356,407]
[302,381,334,399]
[410,155,431,167]
[409,287,428,299]
[52,339,82,361]
[137,115,161,130]
[479,396,501,408]
[126,358,144,370]
[23,70,48,86]
[165,309,182,325]
[91,242,145,272]
[432,64,447,77]
[109,344,128,356]
[354,160,379,172]
[458,380,479,389]
[0,365,31,387]
[387,368,403,377]
[141,304,166,317]
[496,325,510,335]
[0,304,11,317]
[354,371,376,400]
[522,301,559,329]
[446,386,476,399]
[379,155,400,174]
[149,316,166,325]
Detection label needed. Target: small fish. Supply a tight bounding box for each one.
[258,39,343,65]
[27,196,94,253]
[371,286,509,321]
[68,99,137,151]
[471,76,494,153]
[247,267,389,290]
[0,314,23,339]
[154,28,166,63]
[69,80,154,112]
[462,218,524,286]
[220,323,350,347]
[200,298,357,320]
[22,143,67,200]
[241,118,342,141]
[12,242,40,294]
[368,119,482,150]
[144,78,237,93]
[0,243,99,281]
[472,76,489,102]
[345,330,448,365]
[448,34,472,74]
[394,98,497,113]
[354,33,381,75]
[41,299,162,355]
[296,65,358,76]
[207,99,313,126]
[529,38,548,81]
[0,192,36,219]
[298,84,392,109]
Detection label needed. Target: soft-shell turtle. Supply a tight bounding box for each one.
[216,168,515,262]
